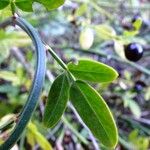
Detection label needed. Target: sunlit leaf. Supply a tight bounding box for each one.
[133,18,142,30]
[27,122,52,150]
[0,71,20,85]
[70,80,118,148]
[68,59,118,83]
[36,0,65,11]
[94,24,116,40]
[75,3,87,17]
[15,0,33,12]
[0,0,65,12]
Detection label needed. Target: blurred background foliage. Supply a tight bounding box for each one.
[0,0,150,149]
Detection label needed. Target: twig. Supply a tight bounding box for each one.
[133,118,150,126]
[11,47,33,76]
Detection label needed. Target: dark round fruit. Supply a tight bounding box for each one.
[124,43,143,62]
[134,80,146,92]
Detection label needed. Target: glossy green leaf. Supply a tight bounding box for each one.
[43,72,70,128]
[0,0,65,12]
[15,0,33,12]
[36,0,65,11]
[0,0,9,9]
[70,80,118,148]
[67,59,118,83]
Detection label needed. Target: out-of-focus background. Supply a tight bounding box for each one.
[0,0,150,149]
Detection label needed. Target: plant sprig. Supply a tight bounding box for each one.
[44,44,119,148]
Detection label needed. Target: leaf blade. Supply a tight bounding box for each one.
[27,122,53,150]
[0,0,10,9]
[43,72,70,128]
[0,0,65,12]
[15,0,33,12]
[67,59,118,83]
[70,80,118,148]
[36,0,65,11]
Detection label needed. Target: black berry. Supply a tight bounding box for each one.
[134,80,146,92]
[124,43,143,62]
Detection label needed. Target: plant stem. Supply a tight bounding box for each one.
[45,44,68,71]
[45,44,76,82]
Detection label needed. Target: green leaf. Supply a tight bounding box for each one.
[0,71,20,85]
[94,24,116,40]
[128,130,149,150]
[43,72,70,128]
[132,18,142,31]
[36,0,65,11]
[70,80,118,148]
[15,0,33,12]
[128,100,141,118]
[27,122,53,150]
[0,0,9,9]
[0,0,65,12]
[75,3,88,17]
[123,30,139,37]
[67,59,118,83]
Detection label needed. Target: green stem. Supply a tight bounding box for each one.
[45,44,68,71]
[45,44,76,82]
[10,2,16,15]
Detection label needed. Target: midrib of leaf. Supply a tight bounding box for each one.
[47,74,66,124]
[69,69,115,74]
[70,69,112,75]
[15,0,31,2]
[76,83,113,145]
[1,0,9,2]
